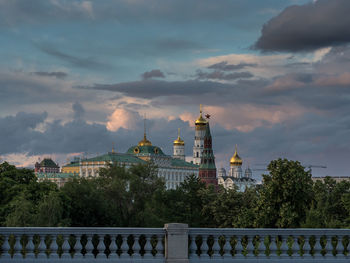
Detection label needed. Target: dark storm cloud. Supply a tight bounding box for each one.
[141,69,165,80]
[196,70,254,80]
[0,112,48,154]
[0,0,281,27]
[81,79,232,99]
[72,102,85,120]
[0,71,92,108]
[33,71,68,79]
[207,61,257,71]
[37,44,111,70]
[0,106,194,157]
[255,0,350,52]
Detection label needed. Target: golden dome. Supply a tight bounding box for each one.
[173,128,185,146]
[230,145,242,166]
[138,134,152,146]
[195,104,207,125]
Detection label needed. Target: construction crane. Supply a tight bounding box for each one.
[303,164,327,176]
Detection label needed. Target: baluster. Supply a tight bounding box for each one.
[61,234,71,259]
[85,235,94,259]
[211,235,221,258]
[143,235,153,258]
[109,235,118,259]
[324,235,334,258]
[291,236,301,259]
[120,235,129,258]
[37,235,47,259]
[49,235,59,259]
[343,236,349,259]
[223,235,232,259]
[269,236,278,258]
[96,235,106,259]
[303,236,311,258]
[200,235,209,258]
[26,234,35,259]
[155,234,163,259]
[280,235,289,258]
[313,235,322,258]
[189,235,198,259]
[12,234,23,259]
[234,235,244,259]
[335,235,344,258]
[258,235,270,258]
[132,234,141,258]
[1,234,11,259]
[73,234,83,259]
[246,235,255,258]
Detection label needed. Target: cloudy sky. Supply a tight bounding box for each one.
[1,0,350,178]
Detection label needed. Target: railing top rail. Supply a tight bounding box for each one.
[189,228,350,235]
[0,227,165,235]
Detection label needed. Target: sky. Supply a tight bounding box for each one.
[1,0,350,178]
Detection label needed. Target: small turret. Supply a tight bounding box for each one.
[173,128,185,161]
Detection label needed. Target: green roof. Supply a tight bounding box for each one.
[63,161,80,167]
[83,152,147,164]
[40,158,59,168]
[171,158,199,168]
[126,145,166,156]
[36,172,78,179]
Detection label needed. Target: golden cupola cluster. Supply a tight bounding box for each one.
[230,145,243,166]
[173,128,185,146]
[195,104,207,125]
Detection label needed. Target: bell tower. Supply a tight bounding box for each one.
[193,104,207,165]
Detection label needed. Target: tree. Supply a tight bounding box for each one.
[304,177,350,228]
[5,194,35,227]
[255,159,313,228]
[203,186,258,228]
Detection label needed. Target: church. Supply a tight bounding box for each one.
[38,105,256,190]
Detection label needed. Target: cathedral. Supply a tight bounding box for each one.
[37,105,255,191]
[217,145,256,191]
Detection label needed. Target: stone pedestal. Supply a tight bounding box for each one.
[165,223,189,263]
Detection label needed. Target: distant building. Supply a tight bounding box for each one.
[198,122,218,187]
[36,172,78,188]
[66,128,199,190]
[34,158,59,174]
[218,146,256,191]
[35,158,77,187]
[312,176,350,183]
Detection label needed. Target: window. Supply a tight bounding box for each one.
[196,152,199,158]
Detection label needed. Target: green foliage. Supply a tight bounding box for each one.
[255,159,313,228]
[205,186,258,228]
[1,159,350,228]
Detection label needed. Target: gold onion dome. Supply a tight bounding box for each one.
[173,128,185,146]
[138,134,152,146]
[195,104,207,125]
[230,145,243,166]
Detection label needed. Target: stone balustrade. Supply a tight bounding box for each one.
[0,227,165,262]
[189,228,350,262]
[1,225,350,262]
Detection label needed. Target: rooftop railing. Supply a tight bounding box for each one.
[1,224,350,262]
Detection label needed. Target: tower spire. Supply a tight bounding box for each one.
[144,114,147,139]
[178,128,180,139]
[138,114,152,146]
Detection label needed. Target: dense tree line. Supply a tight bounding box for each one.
[1,159,350,228]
